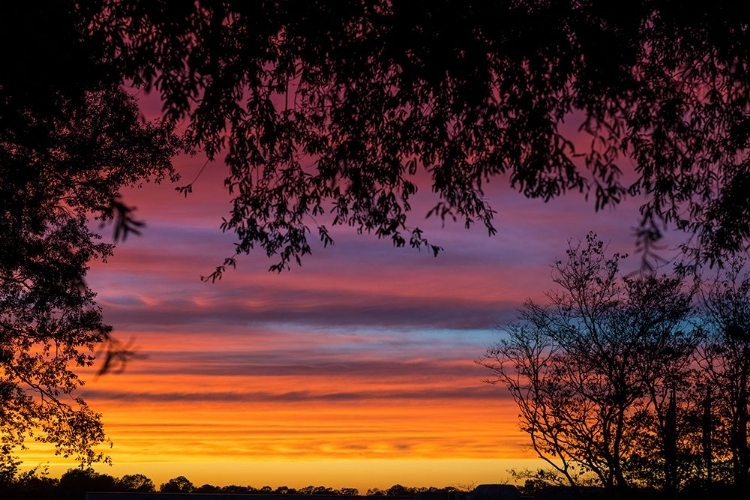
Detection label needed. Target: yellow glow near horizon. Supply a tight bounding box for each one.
[20,458,548,492]
[17,334,537,491]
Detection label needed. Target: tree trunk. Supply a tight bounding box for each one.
[703,385,713,500]
[736,358,749,500]
[664,386,678,500]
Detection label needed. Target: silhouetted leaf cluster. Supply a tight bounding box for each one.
[83,0,750,272]
[1,4,178,469]
[10,2,743,274]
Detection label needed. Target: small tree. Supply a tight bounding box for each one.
[58,467,117,495]
[480,234,696,498]
[0,465,59,500]
[160,475,195,493]
[116,473,155,492]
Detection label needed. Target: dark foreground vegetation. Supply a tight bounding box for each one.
[482,234,750,500]
[5,3,750,500]
[0,467,473,500]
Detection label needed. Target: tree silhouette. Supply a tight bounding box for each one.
[0,43,177,475]
[85,0,750,272]
[159,475,195,493]
[195,483,222,493]
[2,466,59,500]
[480,234,697,498]
[116,473,156,492]
[5,3,750,272]
[57,467,117,496]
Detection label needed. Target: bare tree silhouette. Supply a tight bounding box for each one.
[698,258,750,499]
[480,234,697,499]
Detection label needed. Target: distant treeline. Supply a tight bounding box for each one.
[0,467,468,500]
[3,466,745,500]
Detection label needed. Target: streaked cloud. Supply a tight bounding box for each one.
[22,154,688,489]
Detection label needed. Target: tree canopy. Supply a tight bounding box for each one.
[93,0,750,273]
[0,83,176,468]
[6,1,750,272]
[482,237,750,498]
[1,3,177,467]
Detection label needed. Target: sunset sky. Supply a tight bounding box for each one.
[20,98,678,491]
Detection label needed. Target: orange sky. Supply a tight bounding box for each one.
[17,110,681,491]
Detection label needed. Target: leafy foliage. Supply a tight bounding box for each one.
[84,0,750,272]
[5,0,750,481]
[0,469,464,500]
[116,473,156,492]
[58,467,117,495]
[0,13,178,468]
